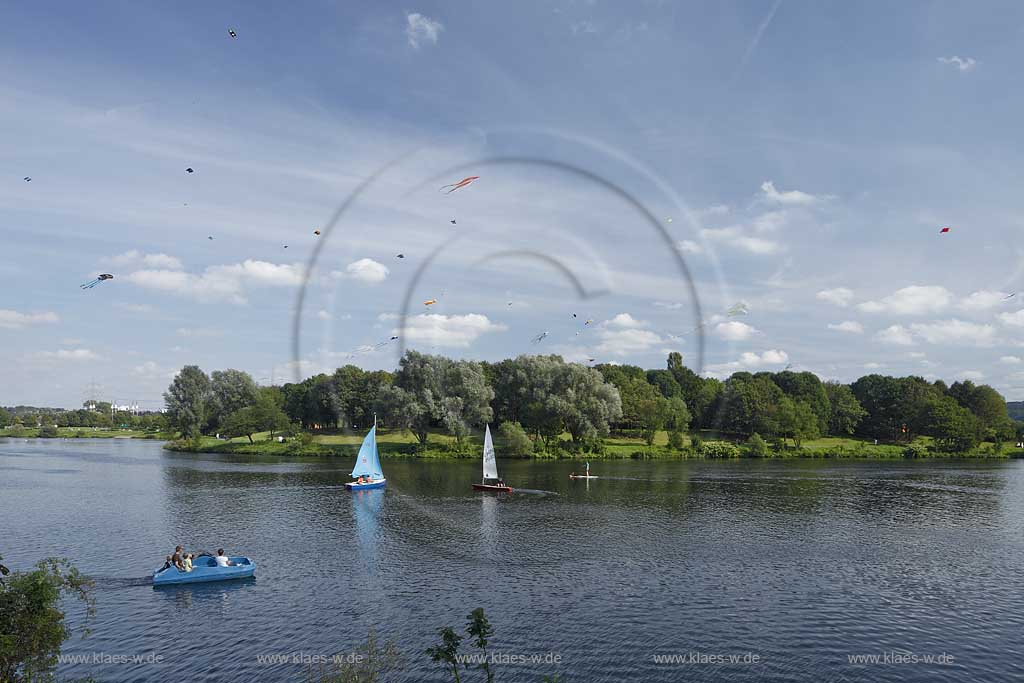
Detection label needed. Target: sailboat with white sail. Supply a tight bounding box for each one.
[472,424,512,493]
[345,419,386,490]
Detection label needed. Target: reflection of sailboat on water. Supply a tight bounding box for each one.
[345,418,386,490]
[352,486,384,559]
[472,425,512,493]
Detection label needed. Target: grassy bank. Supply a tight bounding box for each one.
[162,428,1023,460]
[0,426,173,440]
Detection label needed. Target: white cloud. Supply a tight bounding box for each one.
[816,287,854,307]
[396,313,505,348]
[700,204,730,216]
[857,285,952,315]
[874,324,915,346]
[752,210,787,232]
[317,310,332,321]
[142,253,183,270]
[596,328,665,356]
[715,321,760,341]
[958,290,1008,311]
[570,20,599,35]
[131,361,176,380]
[910,319,998,347]
[33,348,98,361]
[1000,356,1022,365]
[827,321,864,334]
[955,370,985,381]
[336,258,389,285]
[653,301,684,310]
[126,260,303,304]
[0,309,59,329]
[118,303,155,314]
[938,56,977,72]
[700,226,781,255]
[908,352,927,359]
[406,13,443,48]
[705,349,789,377]
[863,362,884,370]
[606,313,647,328]
[675,240,703,254]
[998,309,1024,327]
[175,327,223,338]
[759,180,823,205]
[110,250,183,270]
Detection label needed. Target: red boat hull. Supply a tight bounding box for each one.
[472,483,512,493]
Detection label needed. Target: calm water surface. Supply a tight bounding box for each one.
[2,438,1023,682]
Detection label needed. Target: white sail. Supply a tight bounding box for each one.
[482,424,498,480]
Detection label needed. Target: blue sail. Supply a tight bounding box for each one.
[350,425,383,479]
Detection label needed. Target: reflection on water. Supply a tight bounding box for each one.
[2,438,1024,682]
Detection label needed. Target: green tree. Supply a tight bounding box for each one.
[777,398,819,447]
[547,363,622,443]
[37,425,59,438]
[744,432,770,457]
[466,608,495,683]
[0,557,96,683]
[824,382,866,435]
[375,385,426,442]
[497,421,533,456]
[209,369,259,428]
[220,407,263,443]
[0,408,10,428]
[164,366,212,438]
[718,373,784,437]
[426,627,463,683]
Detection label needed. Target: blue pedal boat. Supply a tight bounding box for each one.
[152,555,256,585]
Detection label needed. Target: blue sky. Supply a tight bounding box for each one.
[3,1,1024,407]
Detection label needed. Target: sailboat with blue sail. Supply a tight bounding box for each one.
[345,419,386,491]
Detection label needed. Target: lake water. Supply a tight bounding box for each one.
[2,438,1023,682]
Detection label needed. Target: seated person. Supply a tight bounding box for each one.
[215,549,236,567]
[160,555,173,571]
[171,545,186,571]
[182,553,193,572]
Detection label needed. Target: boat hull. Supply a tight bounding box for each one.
[153,556,255,585]
[346,478,386,490]
[472,483,512,493]
[569,475,598,479]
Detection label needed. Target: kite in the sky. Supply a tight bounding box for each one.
[665,217,673,223]
[283,245,289,249]
[939,226,951,234]
[423,299,438,306]
[208,236,214,240]
[185,168,194,174]
[1003,292,1017,301]
[23,176,31,182]
[450,219,456,224]
[228,29,237,38]
[531,331,549,344]
[313,229,321,236]
[80,273,114,289]
[439,176,479,194]
[396,254,405,259]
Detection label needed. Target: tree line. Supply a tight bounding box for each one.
[161,350,1017,454]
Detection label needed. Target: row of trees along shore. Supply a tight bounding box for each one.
[160,351,1020,456]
